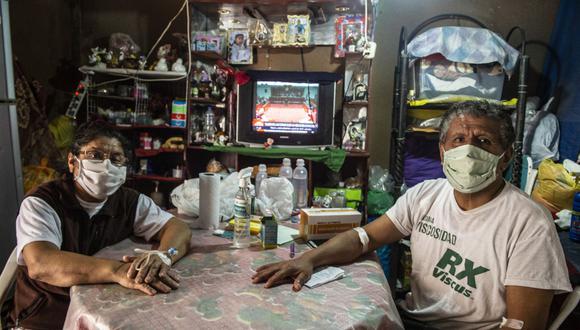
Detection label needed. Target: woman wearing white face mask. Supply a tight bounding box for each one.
[7,122,192,329]
[251,101,571,330]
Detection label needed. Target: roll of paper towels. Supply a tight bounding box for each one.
[199,172,221,229]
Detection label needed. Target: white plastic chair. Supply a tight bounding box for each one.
[548,286,580,330]
[0,248,17,329]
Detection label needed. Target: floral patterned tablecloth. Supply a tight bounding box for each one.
[64,230,403,330]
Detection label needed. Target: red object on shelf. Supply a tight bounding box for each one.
[131,174,184,182]
[134,148,183,157]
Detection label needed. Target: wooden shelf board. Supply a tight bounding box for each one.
[345,101,369,106]
[190,97,225,106]
[134,148,183,157]
[191,51,224,61]
[90,94,135,101]
[346,151,370,158]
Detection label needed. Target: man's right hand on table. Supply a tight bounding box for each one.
[112,261,179,296]
[252,255,315,292]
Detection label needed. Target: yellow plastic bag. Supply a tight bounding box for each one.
[531,159,580,213]
[48,115,74,150]
[23,158,58,194]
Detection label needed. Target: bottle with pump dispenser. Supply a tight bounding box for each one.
[255,164,268,197]
[233,173,251,248]
[279,158,293,180]
[293,159,308,209]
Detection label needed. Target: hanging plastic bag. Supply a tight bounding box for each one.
[531,159,580,213]
[369,165,395,193]
[255,177,294,220]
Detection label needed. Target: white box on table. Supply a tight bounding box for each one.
[299,208,361,240]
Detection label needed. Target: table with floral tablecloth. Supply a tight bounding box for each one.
[64,229,403,330]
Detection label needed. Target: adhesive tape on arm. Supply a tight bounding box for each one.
[499,317,524,329]
[353,227,370,253]
[134,248,172,267]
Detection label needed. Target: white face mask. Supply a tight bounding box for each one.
[442,144,505,194]
[74,157,127,200]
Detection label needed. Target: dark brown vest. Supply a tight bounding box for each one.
[8,179,139,329]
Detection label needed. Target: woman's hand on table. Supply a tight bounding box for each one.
[251,256,314,292]
[112,262,170,295]
[123,254,180,289]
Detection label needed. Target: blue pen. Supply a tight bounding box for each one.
[290,242,295,258]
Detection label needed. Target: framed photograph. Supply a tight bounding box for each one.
[335,15,365,57]
[287,15,310,46]
[272,23,288,47]
[206,36,221,53]
[228,29,252,65]
[194,35,207,51]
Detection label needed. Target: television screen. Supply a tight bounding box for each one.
[253,81,319,135]
[237,70,339,147]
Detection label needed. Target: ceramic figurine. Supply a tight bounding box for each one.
[352,73,368,101]
[210,83,221,99]
[200,70,210,82]
[264,138,274,149]
[155,58,169,71]
[138,55,147,70]
[88,47,107,68]
[171,58,186,72]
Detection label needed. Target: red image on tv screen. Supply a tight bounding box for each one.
[253,81,319,134]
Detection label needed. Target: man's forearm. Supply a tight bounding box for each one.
[157,218,192,263]
[303,230,364,268]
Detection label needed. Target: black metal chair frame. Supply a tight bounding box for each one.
[389,13,529,193]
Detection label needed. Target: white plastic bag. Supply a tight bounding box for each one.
[256,177,294,220]
[170,171,245,220]
[171,178,200,216]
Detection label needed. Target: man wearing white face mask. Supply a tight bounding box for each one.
[251,101,571,329]
[6,122,192,329]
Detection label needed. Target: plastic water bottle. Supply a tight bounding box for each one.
[570,192,580,242]
[279,158,293,180]
[293,159,308,209]
[255,164,268,197]
[233,177,251,248]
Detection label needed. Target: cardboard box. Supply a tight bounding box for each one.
[299,208,361,240]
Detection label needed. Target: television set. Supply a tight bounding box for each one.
[236,70,339,147]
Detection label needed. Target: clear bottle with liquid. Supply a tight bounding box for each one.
[233,177,251,248]
[255,164,268,197]
[279,158,293,180]
[293,159,308,209]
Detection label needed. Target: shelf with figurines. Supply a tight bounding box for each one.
[80,33,190,80]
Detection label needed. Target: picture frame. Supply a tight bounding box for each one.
[194,34,222,54]
[287,15,310,46]
[335,15,365,58]
[228,29,252,65]
[206,36,221,53]
[272,23,288,47]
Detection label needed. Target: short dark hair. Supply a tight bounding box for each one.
[439,101,515,149]
[71,121,130,157]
